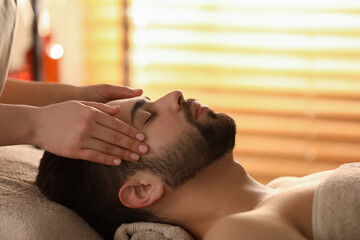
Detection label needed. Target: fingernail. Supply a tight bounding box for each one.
[114,159,121,165]
[138,144,149,153]
[136,133,145,141]
[130,153,140,161]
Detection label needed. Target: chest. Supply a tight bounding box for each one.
[264,183,319,240]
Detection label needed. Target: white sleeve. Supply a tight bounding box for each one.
[0,0,17,95]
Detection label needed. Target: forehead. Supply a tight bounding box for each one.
[107,96,146,125]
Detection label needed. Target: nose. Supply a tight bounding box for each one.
[157,90,184,113]
[171,90,184,112]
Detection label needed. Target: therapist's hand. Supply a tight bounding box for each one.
[78,84,143,103]
[32,100,149,166]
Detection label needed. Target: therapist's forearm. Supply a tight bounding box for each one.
[0,103,38,146]
[0,78,80,106]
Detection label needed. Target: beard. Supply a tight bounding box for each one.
[183,99,236,162]
[123,98,236,188]
[136,99,236,188]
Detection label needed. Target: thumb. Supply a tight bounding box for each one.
[81,101,121,115]
[115,87,143,98]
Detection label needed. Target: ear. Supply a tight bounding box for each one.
[119,171,164,209]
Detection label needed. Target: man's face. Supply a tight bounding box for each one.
[108,90,236,187]
[108,91,188,150]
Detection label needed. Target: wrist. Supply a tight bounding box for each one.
[0,104,40,146]
[52,83,81,102]
[75,85,92,102]
[69,85,83,101]
[24,105,42,146]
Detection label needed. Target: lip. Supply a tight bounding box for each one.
[192,101,208,119]
[192,101,201,118]
[197,105,209,119]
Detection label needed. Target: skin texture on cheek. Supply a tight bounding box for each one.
[145,115,190,152]
[115,96,236,190]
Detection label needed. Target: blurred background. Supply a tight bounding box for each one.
[10,0,360,183]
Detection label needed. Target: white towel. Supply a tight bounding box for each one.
[0,145,102,240]
[312,163,360,240]
[114,222,194,240]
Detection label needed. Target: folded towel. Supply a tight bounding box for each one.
[312,163,360,240]
[114,222,195,240]
[0,145,102,240]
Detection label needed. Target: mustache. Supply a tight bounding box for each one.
[183,98,197,107]
[183,98,217,120]
[182,98,197,123]
[183,98,199,113]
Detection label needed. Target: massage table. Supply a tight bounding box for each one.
[0,145,193,240]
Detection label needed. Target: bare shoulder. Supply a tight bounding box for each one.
[266,170,334,189]
[266,176,300,188]
[204,212,307,240]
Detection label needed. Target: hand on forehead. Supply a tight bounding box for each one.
[107,96,147,126]
[106,92,193,152]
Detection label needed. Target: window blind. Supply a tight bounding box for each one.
[83,0,126,85]
[128,0,360,183]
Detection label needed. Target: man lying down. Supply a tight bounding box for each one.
[36,90,360,240]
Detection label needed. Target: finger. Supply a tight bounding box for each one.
[107,86,143,99]
[78,148,122,166]
[84,138,141,163]
[81,102,146,142]
[120,87,143,98]
[91,122,149,155]
[94,110,147,143]
[81,101,121,115]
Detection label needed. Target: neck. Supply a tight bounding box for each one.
[151,153,273,239]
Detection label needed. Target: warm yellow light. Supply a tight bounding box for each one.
[128,0,360,184]
[130,7,149,28]
[38,9,51,37]
[131,0,360,10]
[49,44,64,59]
[18,0,34,27]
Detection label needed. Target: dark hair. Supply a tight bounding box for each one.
[35,129,209,239]
[35,130,205,239]
[35,152,159,240]
[35,108,235,239]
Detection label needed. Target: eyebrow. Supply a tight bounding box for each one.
[131,97,151,125]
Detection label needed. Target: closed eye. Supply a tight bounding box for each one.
[145,115,152,124]
[145,112,156,125]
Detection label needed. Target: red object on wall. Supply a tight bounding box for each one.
[41,36,59,82]
[8,36,60,83]
[8,48,35,81]
[7,67,33,81]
